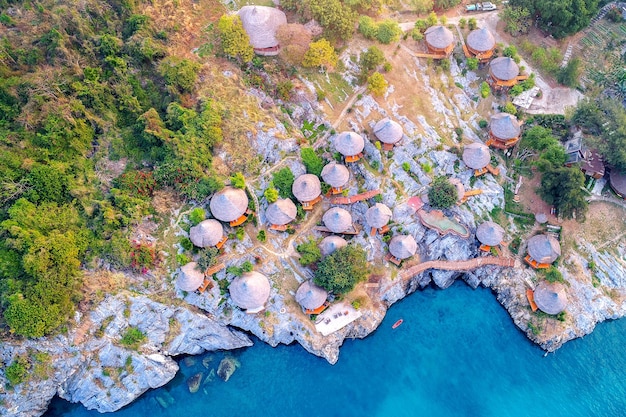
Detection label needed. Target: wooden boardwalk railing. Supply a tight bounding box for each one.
[330,189,381,204]
[399,256,515,281]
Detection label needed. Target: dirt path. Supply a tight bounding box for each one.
[313,86,367,150]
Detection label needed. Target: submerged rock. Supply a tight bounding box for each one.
[183,357,196,367]
[217,357,240,382]
[201,355,214,369]
[187,372,203,393]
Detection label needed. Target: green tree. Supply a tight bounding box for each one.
[502,5,531,36]
[188,208,205,225]
[367,72,388,96]
[303,39,338,71]
[230,172,246,189]
[467,57,479,71]
[376,20,402,44]
[296,238,321,265]
[309,0,358,41]
[360,46,385,73]
[314,245,369,294]
[411,0,434,14]
[428,176,457,208]
[468,17,477,30]
[557,57,582,88]
[427,12,438,27]
[272,167,295,199]
[358,16,378,40]
[480,81,490,98]
[217,14,253,63]
[301,147,324,176]
[264,187,279,203]
[159,57,201,92]
[539,166,588,219]
[502,102,517,115]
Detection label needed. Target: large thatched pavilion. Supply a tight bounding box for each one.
[462,142,492,176]
[176,262,204,292]
[265,198,297,231]
[334,132,365,163]
[488,113,521,149]
[210,187,250,226]
[229,271,271,313]
[533,281,568,315]
[190,219,226,249]
[525,234,561,269]
[237,6,287,56]
[466,27,495,62]
[321,162,350,195]
[318,235,347,256]
[322,207,353,234]
[365,203,392,236]
[489,57,524,88]
[476,221,505,252]
[296,280,329,314]
[388,235,418,265]
[292,174,322,210]
[424,25,454,57]
[373,118,403,150]
[610,169,626,198]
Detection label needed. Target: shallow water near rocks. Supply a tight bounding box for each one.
[45,282,626,417]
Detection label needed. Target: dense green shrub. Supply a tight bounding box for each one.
[296,238,321,266]
[428,176,457,209]
[314,245,368,294]
[272,167,295,199]
[188,208,205,226]
[120,327,146,349]
[5,355,30,386]
[301,147,324,176]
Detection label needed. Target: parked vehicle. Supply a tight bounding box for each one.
[466,2,497,12]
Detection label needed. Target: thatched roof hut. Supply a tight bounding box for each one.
[176,262,204,292]
[535,213,548,224]
[322,207,353,233]
[534,281,568,315]
[373,118,403,145]
[321,162,350,188]
[466,27,495,54]
[334,132,365,157]
[610,169,626,198]
[189,219,224,248]
[476,221,505,246]
[210,187,249,223]
[527,234,561,264]
[237,6,287,56]
[389,235,418,260]
[490,113,521,141]
[296,280,328,311]
[318,235,347,256]
[265,198,297,226]
[490,57,520,81]
[229,271,271,313]
[425,25,454,53]
[292,174,321,203]
[462,142,491,170]
[365,203,392,229]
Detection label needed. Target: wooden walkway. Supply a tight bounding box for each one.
[330,189,381,204]
[399,256,515,281]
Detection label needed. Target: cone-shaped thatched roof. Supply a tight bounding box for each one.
[296,280,328,310]
[467,27,495,53]
[210,187,249,223]
[334,131,365,156]
[229,271,271,312]
[610,169,626,197]
[322,207,353,233]
[176,262,204,292]
[534,281,568,315]
[365,203,392,229]
[535,213,548,224]
[462,142,491,170]
[321,162,350,188]
[373,118,403,144]
[189,219,224,248]
[527,234,561,264]
[292,174,321,202]
[490,113,521,140]
[237,6,287,50]
[425,25,454,49]
[389,235,418,260]
[265,198,297,226]
[490,57,519,81]
[476,221,505,246]
[318,235,347,256]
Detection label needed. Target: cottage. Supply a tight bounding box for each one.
[189,219,227,249]
[365,203,392,236]
[237,6,287,56]
[265,198,297,231]
[318,235,348,256]
[462,142,495,176]
[176,262,204,292]
[210,187,250,226]
[533,281,568,315]
[476,221,505,252]
[296,280,329,314]
[321,162,350,195]
[424,25,455,57]
[292,174,322,210]
[388,235,418,265]
[489,57,526,88]
[334,132,365,163]
[466,27,496,62]
[322,207,353,234]
[488,113,521,149]
[229,271,271,313]
[610,169,626,198]
[373,118,403,150]
[525,234,561,269]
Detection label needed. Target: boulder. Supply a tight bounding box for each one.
[187,372,203,393]
[217,356,240,382]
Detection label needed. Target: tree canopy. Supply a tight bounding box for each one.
[314,245,369,294]
[428,176,457,209]
[508,0,599,38]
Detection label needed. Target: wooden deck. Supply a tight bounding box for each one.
[302,195,323,211]
[526,289,538,312]
[314,224,360,235]
[330,189,381,204]
[399,256,515,281]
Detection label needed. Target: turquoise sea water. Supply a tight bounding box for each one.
[45,282,626,417]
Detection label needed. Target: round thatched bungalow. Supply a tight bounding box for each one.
[189,219,224,248]
[265,198,297,226]
[176,262,204,292]
[296,280,328,312]
[210,187,249,223]
[462,142,491,172]
[373,118,403,150]
[535,213,548,224]
[466,27,495,61]
[229,271,271,313]
[322,207,353,233]
[389,235,418,261]
[476,221,505,247]
[489,113,521,149]
[534,281,568,315]
[318,235,347,256]
[610,169,626,198]
[292,174,322,209]
[237,6,287,56]
[424,25,454,56]
[366,203,392,229]
[321,162,350,193]
[489,57,520,87]
[334,132,365,162]
[527,234,561,267]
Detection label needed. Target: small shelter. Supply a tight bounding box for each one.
[210,187,250,226]
[229,271,271,314]
[237,6,287,56]
[321,162,350,195]
[373,118,403,150]
[525,234,561,269]
[176,262,204,292]
[388,235,418,265]
[334,132,365,163]
[466,27,496,61]
[533,281,568,315]
[296,280,329,314]
[488,113,521,149]
[189,219,227,249]
[322,207,353,234]
[265,198,297,231]
[489,57,526,88]
[318,235,347,256]
[424,25,455,57]
[476,221,505,252]
[462,142,493,176]
[365,203,392,236]
[610,169,626,198]
[292,174,322,210]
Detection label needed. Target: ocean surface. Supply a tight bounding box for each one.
[44,282,626,417]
